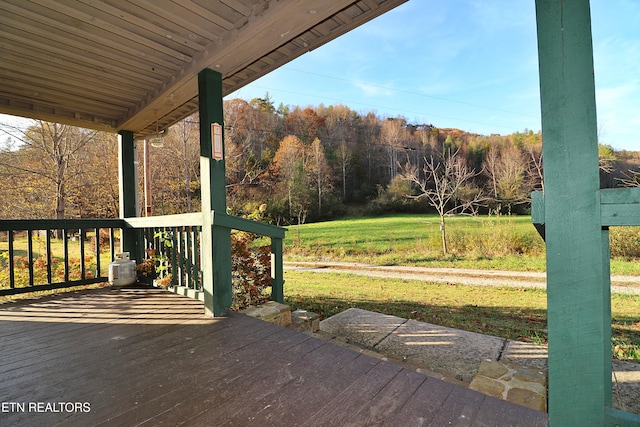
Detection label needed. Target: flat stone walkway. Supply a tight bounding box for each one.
[317,308,640,415]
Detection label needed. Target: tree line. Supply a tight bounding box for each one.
[1,95,639,224]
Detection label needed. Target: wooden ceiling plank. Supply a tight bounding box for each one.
[219,0,254,17]
[0,83,126,119]
[76,0,206,53]
[202,1,361,78]
[39,0,196,63]
[0,28,164,87]
[0,10,176,79]
[1,78,133,113]
[177,0,240,31]
[0,44,152,95]
[0,60,142,105]
[11,0,186,71]
[0,97,117,131]
[131,0,229,38]
[0,0,179,73]
[101,0,223,43]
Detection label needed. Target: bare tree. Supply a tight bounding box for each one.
[525,142,544,192]
[483,144,531,212]
[336,141,352,202]
[381,118,408,180]
[401,150,483,255]
[484,145,501,198]
[308,138,332,216]
[617,169,640,187]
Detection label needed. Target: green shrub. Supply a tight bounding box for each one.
[610,227,640,259]
[231,231,272,310]
[445,218,544,258]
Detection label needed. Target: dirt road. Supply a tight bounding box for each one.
[284,261,640,295]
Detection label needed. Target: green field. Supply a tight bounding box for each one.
[284,214,640,275]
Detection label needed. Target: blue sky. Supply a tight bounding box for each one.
[228,0,640,151]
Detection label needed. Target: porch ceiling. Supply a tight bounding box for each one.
[0,0,406,139]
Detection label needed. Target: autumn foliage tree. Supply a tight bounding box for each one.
[0,121,106,222]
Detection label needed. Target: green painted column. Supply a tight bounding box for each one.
[270,237,284,303]
[198,68,232,317]
[535,1,611,425]
[117,131,141,261]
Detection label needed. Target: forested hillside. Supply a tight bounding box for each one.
[1,95,639,224]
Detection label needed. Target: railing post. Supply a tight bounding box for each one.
[271,237,284,303]
[118,130,141,261]
[199,68,232,317]
[535,1,611,424]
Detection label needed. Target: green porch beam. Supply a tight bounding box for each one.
[199,68,232,317]
[601,188,640,226]
[534,188,640,228]
[117,131,141,261]
[535,1,612,425]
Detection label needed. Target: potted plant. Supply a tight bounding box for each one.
[135,249,157,285]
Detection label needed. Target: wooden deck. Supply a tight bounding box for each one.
[0,288,547,426]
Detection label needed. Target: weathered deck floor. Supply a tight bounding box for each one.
[0,288,547,426]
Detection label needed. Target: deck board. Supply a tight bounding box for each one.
[0,288,547,426]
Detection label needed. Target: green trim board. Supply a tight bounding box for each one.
[211,211,287,239]
[533,188,640,228]
[125,213,203,228]
[601,188,640,226]
[0,219,125,231]
[0,278,106,297]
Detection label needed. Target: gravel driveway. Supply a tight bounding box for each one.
[284,261,640,295]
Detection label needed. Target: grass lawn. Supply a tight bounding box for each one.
[282,214,640,362]
[284,213,640,275]
[284,270,640,363]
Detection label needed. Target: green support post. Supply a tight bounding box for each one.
[118,131,141,261]
[270,237,284,303]
[199,68,232,317]
[535,1,612,425]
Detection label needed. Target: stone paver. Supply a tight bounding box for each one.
[291,309,320,332]
[319,307,408,348]
[374,318,504,383]
[501,340,549,370]
[469,360,547,412]
[612,360,640,415]
[240,301,291,326]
